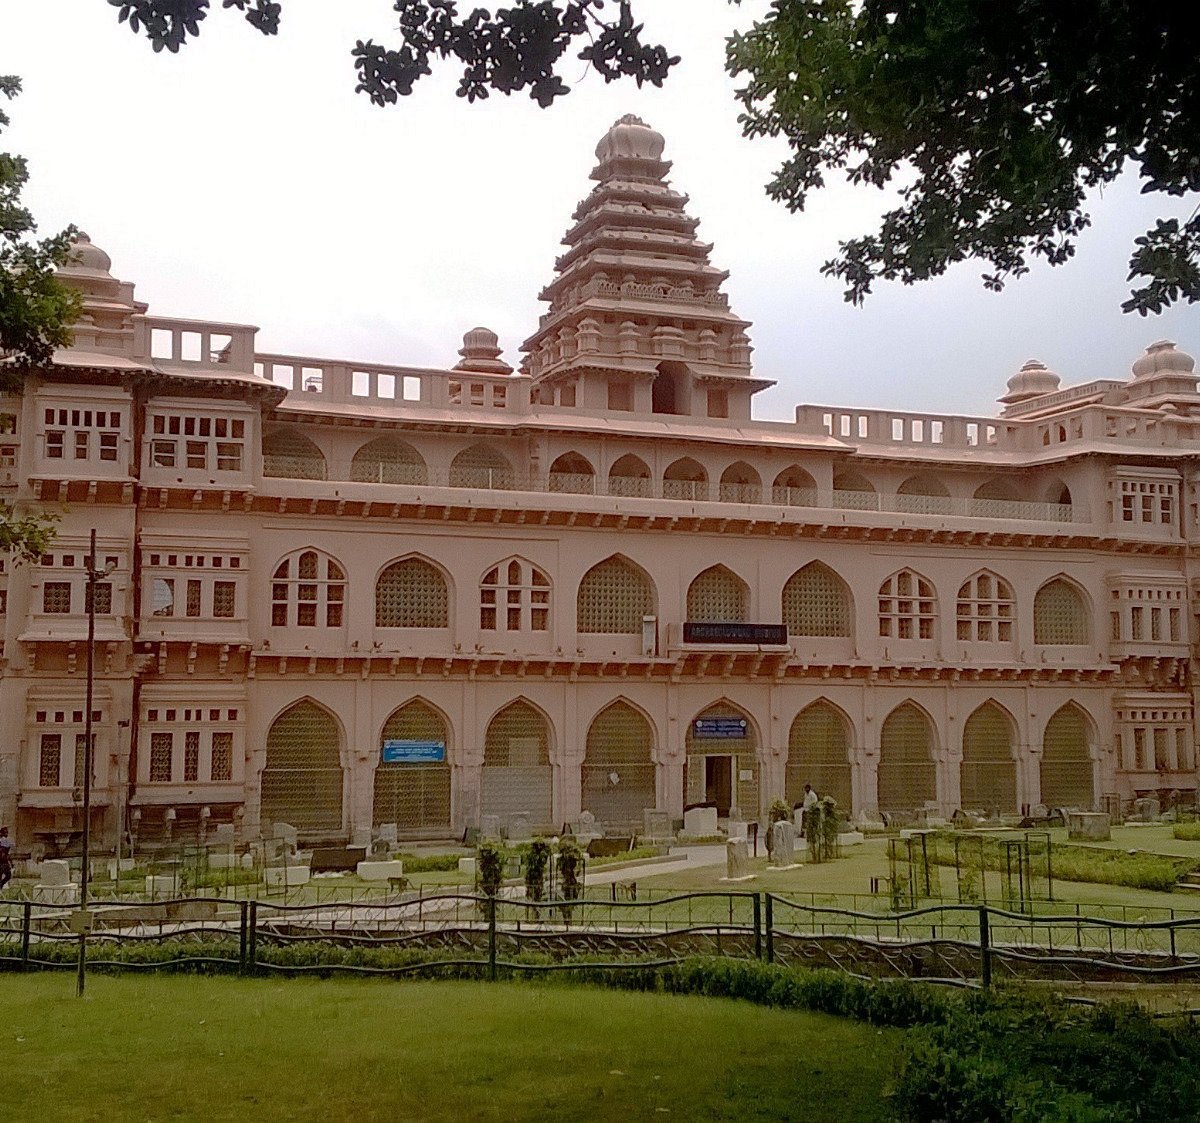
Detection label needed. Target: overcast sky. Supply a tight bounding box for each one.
[4,0,1196,420]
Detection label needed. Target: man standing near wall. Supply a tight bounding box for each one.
[0,826,13,890]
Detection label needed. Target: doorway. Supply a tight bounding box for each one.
[705,756,733,816]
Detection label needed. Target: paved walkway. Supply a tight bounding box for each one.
[584,844,728,887]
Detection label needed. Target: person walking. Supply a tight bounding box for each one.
[800,784,819,837]
[0,826,14,891]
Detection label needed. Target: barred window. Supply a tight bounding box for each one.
[782,562,850,637]
[186,579,202,618]
[449,443,514,490]
[183,730,200,782]
[272,550,346,628]
[577,556,654,634]
[1033,578,1088,644]
[85,582,113,615]
[481,558,549,631]
[211,732,233,782]
[350,436,428,485]
[956,572,1014,642]
[686,565,748,623]
[878,570,935,639]
[39,733,61,786]
[150,732,173,782]
[43,581,72,614]
[376,558,449,628]
[262,426,327,480]
[212,581,236,619]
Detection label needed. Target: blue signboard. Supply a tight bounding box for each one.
[693,718,747,739]
[382,740,445,763]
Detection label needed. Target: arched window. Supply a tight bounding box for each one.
[878,702,937,812]
[787,701,852,809]
[772,467,817,506]
[961,702,1017,812]
[879,570,936,640]
[262,426,326,480]
[1041,704,1095,808]
[375,558,449,628]
[973,477,1020,502]
[481,699,553,826]
[449,444,514,490]
[956,572,1014,642]
[608,453,652,498]
[481,559,549,631]
[783,562,851,637]
[577,556,655,634]
[261,700,344,833]
[350,436,427,485]
[896,474,951,514]
[832,470,878,510]
[663,457,708,501]
[583,701,656,826]
[719,462,761,504]
[685,701,759,817]
[548,452,595,494]
[373,699,451,832]
[271,549,345,628]
[1034,578,1088,644]
[687,565,748,623]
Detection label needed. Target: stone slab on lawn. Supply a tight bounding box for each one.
[356,860,405,882]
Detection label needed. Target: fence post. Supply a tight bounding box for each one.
[488,895,498,982]
[753,894,762,960]
[20,901,31,970]
[238,900,248,972]
[247,900,258,973]
[765,895,774,964]
[978,905,992,988]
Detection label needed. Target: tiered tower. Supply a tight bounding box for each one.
[521,115,771,420]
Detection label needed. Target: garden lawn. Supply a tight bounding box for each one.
[0,974,899,1122]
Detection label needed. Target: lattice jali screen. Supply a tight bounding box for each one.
[449,444,515,489]
[480,700,553,825]
[260,701,344,833]
[583,702,656,825]
[786,702,852,808]
[1033,579,1089,645]
[373,700,451,831]
[686,566,748,623]
[262,426,327,480]
[1040,706,1095,808]
[877,703,937,811]
[577,557,653,634]
[685,704,759,814]
[783,563,851,637]
[39,734,60,787]
[375,559,449,627]
[960,703,1017,812]
[956,572,1014,642]
[350,437,428,485]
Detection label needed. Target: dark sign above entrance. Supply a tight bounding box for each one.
[683,622,788,645]
[693,717,748,739]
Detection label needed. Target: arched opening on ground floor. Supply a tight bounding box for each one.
[480,698,553,828]
[684,701,759,818]
[260,699,345,835]
[1041,704,1096,809]
[787,700,853,810]
[582,700,656,828]
[960,702,1018,814]
[878,702,937,813]
[372,698,452,835]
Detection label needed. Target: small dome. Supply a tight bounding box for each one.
[1004,358,1060,399]
[63,231,113,276]
[454,326,512,375]
[594,114,665,165]
[1131,339,1195,380]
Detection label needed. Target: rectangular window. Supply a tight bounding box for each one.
[74,431,90,459]
[1110,611,1121,641]
[151,578,175,617]
[1154,727,1171,770]
[186,580,202,618]
[39,733,61,787]
[1131,606,1144,640]
[151,440,176,467]
[86,582,113,614]
[1151,607,1163,641]
[272,602,288,627]
[216,442,242,471]
[212,581,236,618]
[43,581,72,614]
[186,441,207,470]
[1170,607,1181,642]
[211,732,233,782]
[149,732,173,782]
[74,733,91,787]
[46,430,64,459]
[184,731,200,782]
[99,432,118,461]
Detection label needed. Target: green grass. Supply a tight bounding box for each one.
[0,974,899,1122]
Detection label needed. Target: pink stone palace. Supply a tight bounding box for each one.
[1,116,1196,851]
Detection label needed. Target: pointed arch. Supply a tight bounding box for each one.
[376,556,450,628]
[577,554,656,634]
[449,443,515,490]
[663,457,708,501]
[787,700,852,809]
[832,469,879,511]
[372,698,451,833]
[481,557,550,632]
[878,569,936,640]
[960,701,1018,813]
[783,561,852,637]
[685,699,760,817]
[878,701,937,812]
[271,547,347,628]
[719,461,762,503]
[262,425,326,480]
[261,698,345,834]
[973,477,1021,502]
[583,699,657,826]
[773,466,817,506]
[548,451,595,494]
[1034,576,1089,644]
[686,564,749,623]
[896,474,951,514]
[1041,703,1096,808]
[956,570,1015,643]
[608,453,652,498]
[481,697,554,827]
[350,435,427,485]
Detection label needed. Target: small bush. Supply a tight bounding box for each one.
[395,853,463,873]
[1173,822,1200,842]
[477,841,504,898]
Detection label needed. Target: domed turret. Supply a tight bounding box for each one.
[1131,339,1195,380]
[999,359,1060,405]
[453,326,512,375]
[60,231,114,279]
[593,114,665,165]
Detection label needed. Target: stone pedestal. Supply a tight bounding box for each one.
[145,874,178,897]
[458,857,477,876]
[272,822,299,847]
[838,831,866,847]
[39,859,71,886]
[1132,797,1161,823]
[769,821,796,867]
[1068,811,1111,841]
[263,865,311,888]
[479,815,502,841]
[208,851,240,870]
[723,838,752,881]
[355,859,405,882]
[683,806,718,837]
[643,809,672,841]
[32,883,80,906]
[506,812,532,843]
